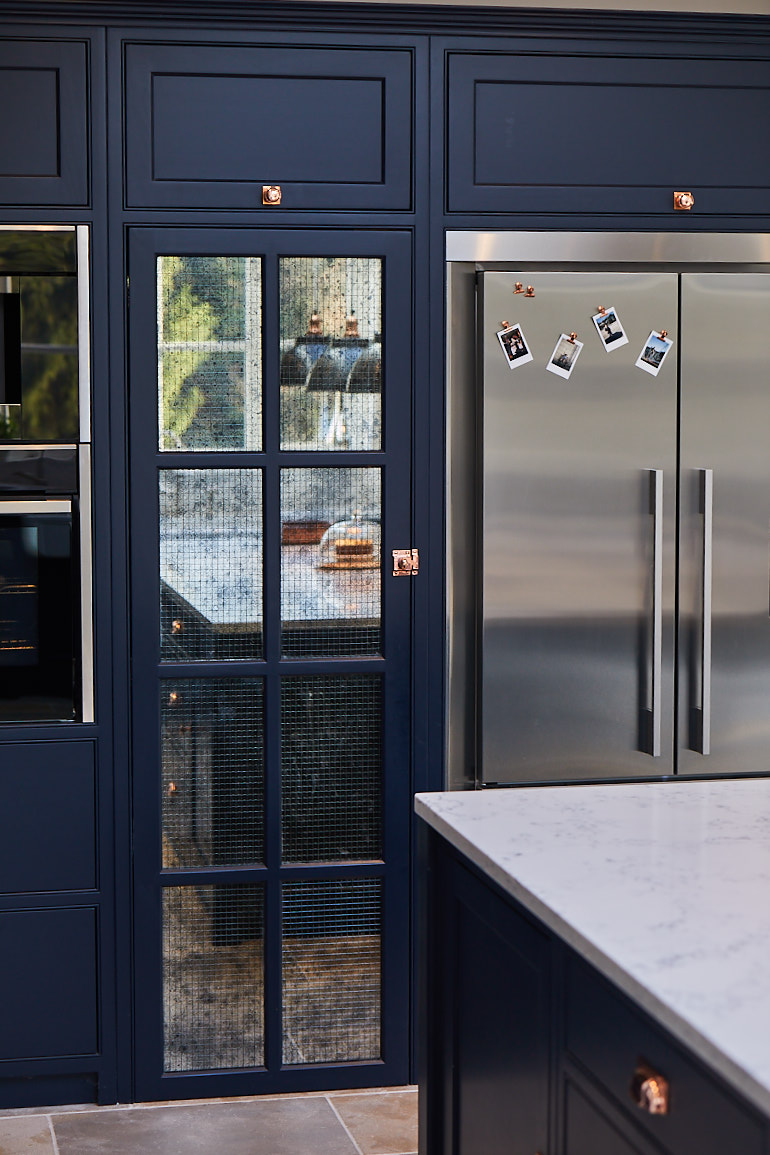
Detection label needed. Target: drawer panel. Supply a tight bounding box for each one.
[124,42,412,210]
[447,51,770,216]
[0,39,88,206]
[566,956,764,1155]
[0,741,96,893]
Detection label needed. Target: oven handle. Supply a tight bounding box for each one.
[0,499,71,515]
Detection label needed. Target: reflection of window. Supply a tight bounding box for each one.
[158,257,262,451]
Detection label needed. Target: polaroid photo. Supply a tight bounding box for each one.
[546,333,584,380]
[636,330,674,377]
[592,306,629,352]
[496,322,534,369]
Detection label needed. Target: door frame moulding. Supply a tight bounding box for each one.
[444,230,770,790]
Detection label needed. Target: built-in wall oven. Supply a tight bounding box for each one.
[0,226,92,724]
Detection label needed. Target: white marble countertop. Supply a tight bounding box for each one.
[415,779,770,1117]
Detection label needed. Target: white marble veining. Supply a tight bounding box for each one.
[415,779,770,1116]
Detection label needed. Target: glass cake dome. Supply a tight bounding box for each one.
[317,511,380,570]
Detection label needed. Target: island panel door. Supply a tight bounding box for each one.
[128,227,412,1099]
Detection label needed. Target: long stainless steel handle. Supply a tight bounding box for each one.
[650,469,663,757]
[0,499,71,515]
[699,468,713,755]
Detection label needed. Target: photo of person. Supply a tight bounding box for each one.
[546,333,583,379]
[636,329,674,376]
[591,306,629,351]
[496,322,533,369]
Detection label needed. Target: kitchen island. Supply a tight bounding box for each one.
[416,780,770,1154]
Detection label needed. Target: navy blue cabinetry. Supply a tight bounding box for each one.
[420,829,768,1155]
[446,50,770,217]
[124,41,413,210]
[0,38,89,206]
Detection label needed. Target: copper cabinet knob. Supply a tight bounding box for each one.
[674,190,695,210]
[630,1061,670,1114]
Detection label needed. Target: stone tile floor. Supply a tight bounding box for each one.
[0,1085,418,1155]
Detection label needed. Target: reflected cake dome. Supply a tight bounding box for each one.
[317,510,380,570]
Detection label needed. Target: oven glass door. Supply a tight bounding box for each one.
[0,499,78,722]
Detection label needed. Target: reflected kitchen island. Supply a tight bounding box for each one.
[416,780,770,1155]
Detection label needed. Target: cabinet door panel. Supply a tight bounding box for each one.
[448,52,770,216]
[125,42,412,210]
[441,855,550,1155]
[0,39,88,205]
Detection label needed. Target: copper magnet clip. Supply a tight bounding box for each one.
[262,184,282,205]
[568,332,578,343]
[597,305,607,315]
[501,320,511,330]
[660,330,668,339]
[674,191,694,211]
[524,285,536,297]
[513,281,525,294]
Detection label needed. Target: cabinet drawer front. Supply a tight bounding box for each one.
[124,42,412,210]
[447,51,770,216]
[565,956,764,1155]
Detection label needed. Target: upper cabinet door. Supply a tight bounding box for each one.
[446,51,770,217]
[0,39,89,206]
[124,41,413,211]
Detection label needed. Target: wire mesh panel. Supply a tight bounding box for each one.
[280,468,381,658]
[159,469,263,661]
[281,675,382,863]
[161,679,265,870]
[281,879,382,1065]
[163,884,265,1072]
[279,257,381,451]
[158,256,262,451]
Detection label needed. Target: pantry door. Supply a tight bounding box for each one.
[128,228,413,1099]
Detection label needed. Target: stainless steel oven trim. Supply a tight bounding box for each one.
[446,231,770,265]
[77,225,91,444]
[0,499,71,514]
[79,444,94,723]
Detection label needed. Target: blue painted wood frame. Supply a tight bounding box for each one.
[127,225,413,1099]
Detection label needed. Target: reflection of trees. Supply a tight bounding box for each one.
[19,275,78,441]
[160,257,249,450]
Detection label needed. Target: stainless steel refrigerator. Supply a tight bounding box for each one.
[479,268,770,783]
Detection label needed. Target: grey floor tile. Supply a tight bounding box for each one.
[329,1090,418,1155]
[52,1097,360,1155]
[0,1115,55,1154]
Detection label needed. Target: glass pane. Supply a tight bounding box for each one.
[162,679,264,870]
[281,675,382,864]
[281,468,380,658]
[158,256,262,451]
[160,469,262,661]
[163,884,264,1072]
[19,275,78,441]
[282,879,381,1064]
[280,257,381,451]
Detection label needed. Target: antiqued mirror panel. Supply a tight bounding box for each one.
[281,674,382,864]
[161,678,265,871]
[159,469,263,661]
[280,257,381,451]
[163,883,265,1072]
[281,878,382,1065]
[280,467,381,658]
[158,256,262,451]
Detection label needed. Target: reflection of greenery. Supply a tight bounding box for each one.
[160,257,246,449]
[19,276,78,441]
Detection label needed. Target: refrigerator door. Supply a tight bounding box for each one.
[480,271,678,783]
[678,274,770,775]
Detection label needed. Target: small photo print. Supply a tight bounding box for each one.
[636,330,674,377]
[546,333,584,380]
[496,323,534,369]
[592,306,629,352]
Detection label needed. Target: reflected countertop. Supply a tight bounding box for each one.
[416,779,770,1115]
